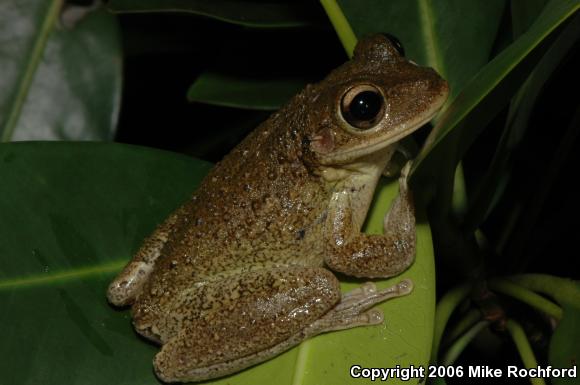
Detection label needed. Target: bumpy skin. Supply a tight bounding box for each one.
[107,35,449,383]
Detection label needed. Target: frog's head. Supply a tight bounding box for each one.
[302,34,448,165]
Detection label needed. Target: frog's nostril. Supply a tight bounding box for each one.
[410,79,430,91]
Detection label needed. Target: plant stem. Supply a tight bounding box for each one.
[320,0,357,57]
[443,320,489,365]
[510,274,580,307]
[431,283,472,363]
[443,308,482,347]
[506,319,546,385]
[452,163,468,218]
[489,278,563,320]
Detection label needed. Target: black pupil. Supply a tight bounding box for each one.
[350,91,382,122]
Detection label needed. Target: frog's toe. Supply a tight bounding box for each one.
[337,282,377,309]
[332,279,413,315]
[304,280,412,335]
[400,160,412,179]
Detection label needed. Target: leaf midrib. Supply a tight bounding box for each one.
[0,259,124,291]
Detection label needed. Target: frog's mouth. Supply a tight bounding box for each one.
[317,88,448,165]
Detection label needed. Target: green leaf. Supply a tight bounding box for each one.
[507,275,580,317]
[187,72,307,110]
[107,0,318,28]
[511,0,549,37]
[0,142,434,384]
[0,2,122,141]
[462,15,580,232]
[505,319,546,385]
[337,0,506,101]
[412,0,580,183]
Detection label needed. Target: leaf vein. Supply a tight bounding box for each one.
[0,260,124,291]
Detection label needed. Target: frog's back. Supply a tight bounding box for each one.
[149,98,331,286]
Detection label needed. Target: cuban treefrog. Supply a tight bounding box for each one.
[108,34,448,383]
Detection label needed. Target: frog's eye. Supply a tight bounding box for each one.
[340,85,385,130]
[381,33,405,56]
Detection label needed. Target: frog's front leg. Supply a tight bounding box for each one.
[325,163,415,278]
[149,267,410,383]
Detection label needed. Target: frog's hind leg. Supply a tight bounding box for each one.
[152,271,412,383]
[152,266,342,383]
[107,207,184,306]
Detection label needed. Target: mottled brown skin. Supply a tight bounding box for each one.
[107,35,449,383]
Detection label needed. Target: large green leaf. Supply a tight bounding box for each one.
[413,0,580,176]
[0,142,434,384]
[107,0,319,28]
[0,2,122,141]
[337,0,505,101]
[511,0,550,37]
[462,14,580,232]
[187,72,307,110]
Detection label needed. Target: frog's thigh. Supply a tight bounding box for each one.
[153,267,341,383]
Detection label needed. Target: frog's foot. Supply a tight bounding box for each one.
[338,281,378,306]
[337,279,412,311]
[311,279,413,333]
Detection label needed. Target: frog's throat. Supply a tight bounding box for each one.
[315,147,396,184]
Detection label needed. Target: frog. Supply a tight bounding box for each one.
[107,34,449,383]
